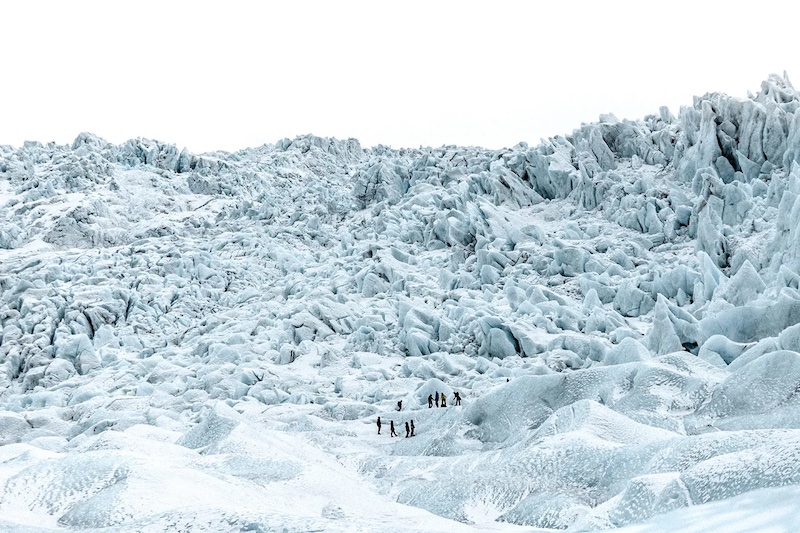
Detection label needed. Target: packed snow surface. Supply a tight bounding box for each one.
[2,74,800,531]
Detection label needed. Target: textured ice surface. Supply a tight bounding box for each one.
[2,75,800,531]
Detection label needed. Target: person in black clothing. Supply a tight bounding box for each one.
[377,416,382,434]
[428,394,433,408]
[435,391,439,407]
[410,419,415,436]
[454,391,461,406]
[397,400,402,411]
[390,420,397,437]
[405,421,410,438]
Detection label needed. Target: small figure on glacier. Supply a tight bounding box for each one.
[377,416,382,435]
[390,420,398,437]
[410,419,415,436]
[440,393,447,408]
[435,391,440,407]
[453,391,461,406]
[397,400,403,411]
[428,394,433,408]
[405,421,410,438]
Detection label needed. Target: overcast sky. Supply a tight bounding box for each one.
[3,1,798,153]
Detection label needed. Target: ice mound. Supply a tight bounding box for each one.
[532,400,676,445]
[610,483,800,533]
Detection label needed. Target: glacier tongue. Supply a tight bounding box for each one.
[2,75,800,531]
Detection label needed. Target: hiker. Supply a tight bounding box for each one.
[405,421,410,438]
[454,391,461,406]
[410,419,415,436]
[435,391,439,407]
[441,392,447,407]
[377,416,382,435]
[390,420,397,437]
[428,394,433,408]
[397,400,402,411]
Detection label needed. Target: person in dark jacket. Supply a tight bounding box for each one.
[405,421,410,438]
[397,400,403,411]
[410,419,415,436]
[454,391,461,406]
[428,394,433,408]
[390,420,397,437]
[435,391,439,407]
[377,416,382,434]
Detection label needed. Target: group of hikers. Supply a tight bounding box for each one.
[428,390,461,408]
[377,416,415,437]
[376,390,463,438]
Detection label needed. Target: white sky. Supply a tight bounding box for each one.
[2,1,798,153]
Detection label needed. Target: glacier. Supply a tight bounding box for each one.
[1,74,800,531]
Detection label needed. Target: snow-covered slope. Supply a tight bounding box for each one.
[2,74,800,531]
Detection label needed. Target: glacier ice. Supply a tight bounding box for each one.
[2,75,800,531]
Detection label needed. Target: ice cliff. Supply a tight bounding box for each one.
[1,74,800,531]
